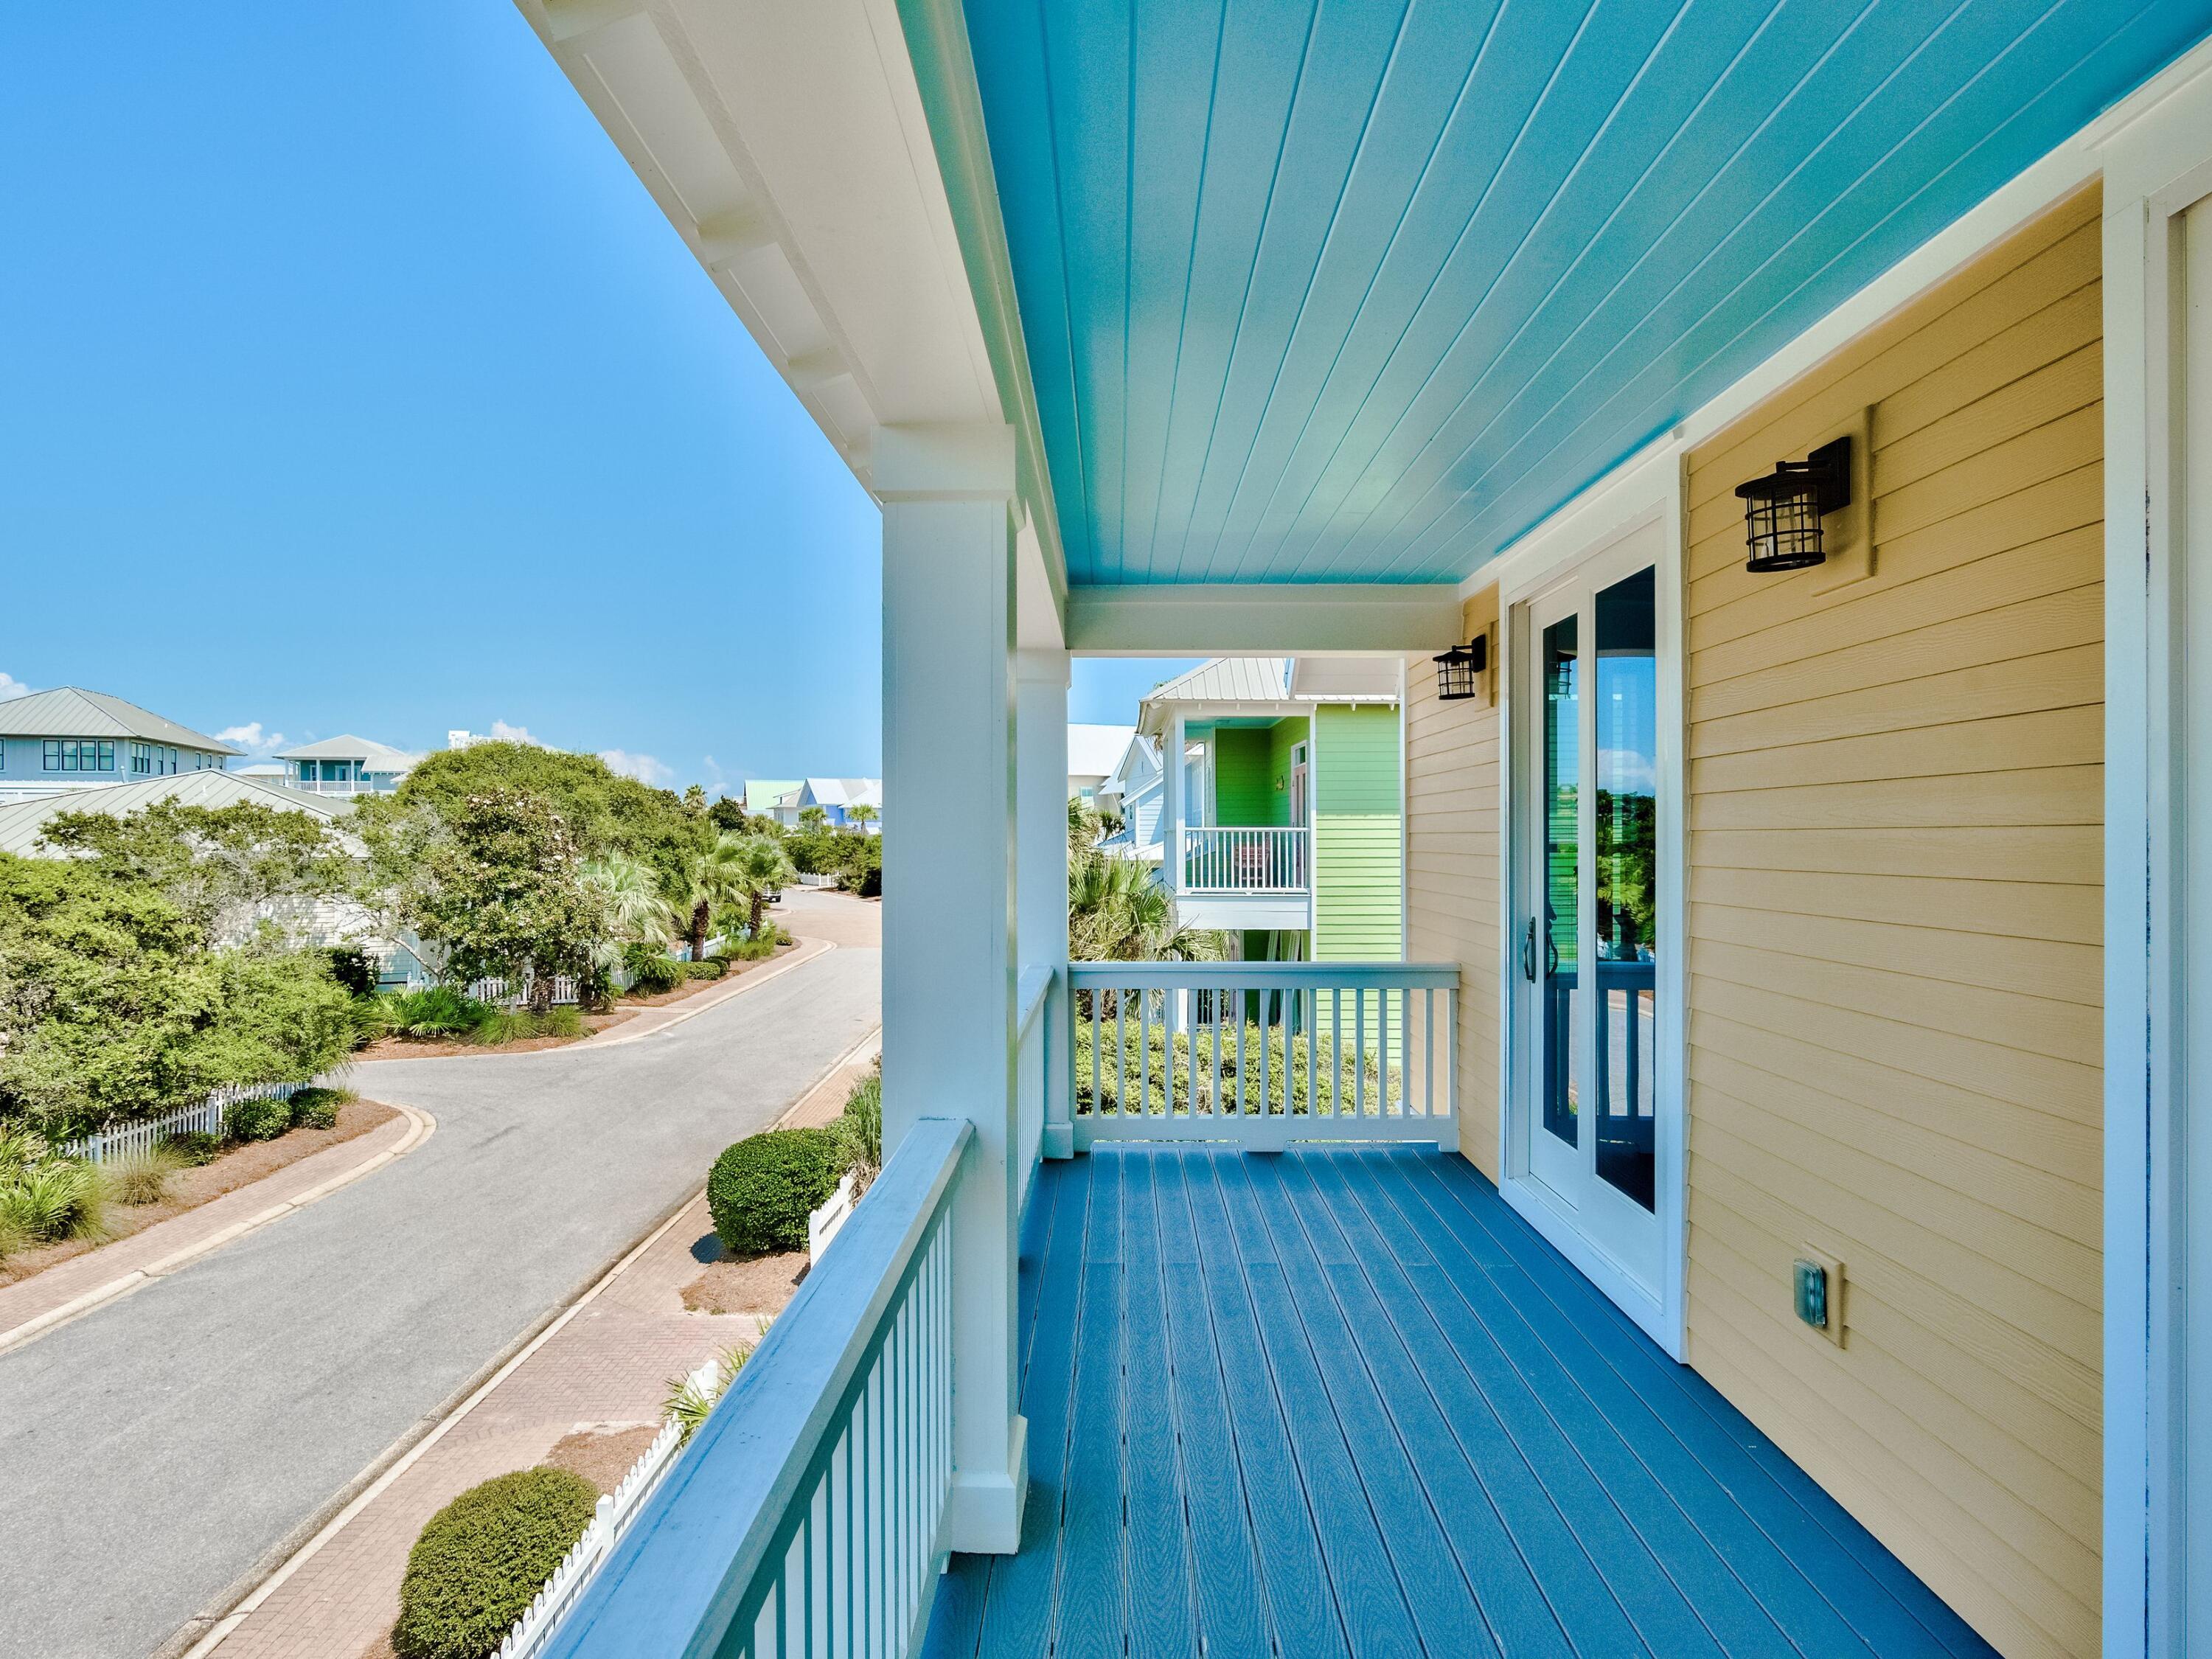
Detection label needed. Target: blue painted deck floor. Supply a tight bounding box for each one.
[923,1146,1997,1659]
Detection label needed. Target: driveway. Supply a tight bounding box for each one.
[0,924,877,1659]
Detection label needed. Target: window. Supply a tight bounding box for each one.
[44,740,114,771]
[131,742,153,775]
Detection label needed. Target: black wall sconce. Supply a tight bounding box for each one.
[1433,633,1488,700]
[1736,435,1853,573]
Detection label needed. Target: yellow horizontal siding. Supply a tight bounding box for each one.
[1682,186,2103,1659]
[1402,589,1500,1174]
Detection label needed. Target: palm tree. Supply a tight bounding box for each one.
[847,803,877,833]
[728,833,799,938]
[1067,850,1223,963]
[583,852,674,945]
[669,833,758,959]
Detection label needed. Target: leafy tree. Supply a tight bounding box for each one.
[39,799,352,947]
[706,796,758,837]
[375,789,611,1010]
[366,742,709,897]
[0,855,352,1137]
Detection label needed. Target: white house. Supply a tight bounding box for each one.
[1063,723,1133,805]
[271,734,420,796]
[769,776,882,831]
[0,687,235,804]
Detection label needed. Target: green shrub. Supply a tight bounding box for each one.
[167,1131,223,1166]
[683,956,727,981]
[287,1086,352,1131]
[724,925,788,963]
[662,1331,764,1445]
[321,946,379,999]
[623,950,684,995]
[227,1093,292,1143]
[831,1069,881,1175]
[391,1467,599,1659]
[348,995,390,1048]
[465,1006,585,1046]
[707,1127,846,1256]
[379,986,495,1040]
[101,1143,184,1206]
[0,1156,103,1245]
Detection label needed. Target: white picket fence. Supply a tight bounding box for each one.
[60,1080,306,1165]
[393,975,584,1006]
[795,872,840,889]
[495,1356,722,1659]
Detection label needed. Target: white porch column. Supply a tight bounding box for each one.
[877,422,1027,1554]
[1164,712,1186,894]
[1015,650,1074,1159]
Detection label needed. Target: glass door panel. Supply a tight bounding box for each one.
[1593,568,1658,1212]
[1540,615,1580,1152]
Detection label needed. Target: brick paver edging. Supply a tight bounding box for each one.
[0,1104,436,1359]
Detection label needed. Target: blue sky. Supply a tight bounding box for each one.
[0,1,1182,791]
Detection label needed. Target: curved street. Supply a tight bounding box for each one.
[0,896,878,1659]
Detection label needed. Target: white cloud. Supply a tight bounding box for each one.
[701,754,729,794]
[0,672,32,702]
[599,748,674,787]
[218,721,287,756]
[490,720,539,745]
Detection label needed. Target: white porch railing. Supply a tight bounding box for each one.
[1015,964,1054,1203]
[1179,824,1310,892]
[539,1116,968,1659]
[1070,961,1456,1147]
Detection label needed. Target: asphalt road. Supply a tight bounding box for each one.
[0,939,879,1659]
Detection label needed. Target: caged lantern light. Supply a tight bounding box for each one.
[1433,633,1488,701]
[1735,435,1853,573]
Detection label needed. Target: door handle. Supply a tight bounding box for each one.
[1521,919,1537,983]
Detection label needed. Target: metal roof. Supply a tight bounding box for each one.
[0,772,349,858]
[1143,658,1289,705]
[1068,723,1137,779]
[0,687,239,753]
[274,734,422,770]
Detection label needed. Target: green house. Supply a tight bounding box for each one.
[1135,656,1402,963]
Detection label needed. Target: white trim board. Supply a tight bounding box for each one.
[1066,583,1464,655]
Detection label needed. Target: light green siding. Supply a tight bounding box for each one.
[1265,717,1308,827]
[1313,703,1402,961]
[1208,727,1273,826]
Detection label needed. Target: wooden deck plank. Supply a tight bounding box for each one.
[969,1161,1090,1658]
[1177,1148,1353,1659]
[1052,1155,1127,1659]
[1150,1152,1281,1659]
[1343,1159,1732,1659]
[926,1150,2003,1659]
[1203,1154,1427,1659]
[1118,1152,1203,1658]
[1262,1153,1573,1658]
[1380,1152,1883,1658]
[1415,1153,1997,1659]
[1233,1154,1503,1659]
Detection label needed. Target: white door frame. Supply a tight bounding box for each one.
[1493,451,1688,1360]
[2104,60,2212,1658]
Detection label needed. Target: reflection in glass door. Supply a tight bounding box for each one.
[1517,557,1664,1301]
[1593,568,1657,1213]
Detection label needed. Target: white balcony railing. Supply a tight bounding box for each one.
[540,1116,967,1659]
[1179,824,1310,892]
[1069,961,1456,1148]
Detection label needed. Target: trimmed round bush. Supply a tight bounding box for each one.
[392,1467,598,1659]
[226,1094,293,1143]
[708,1126,846,1256]
[684,956,728,981]
[287,1087,347,1131]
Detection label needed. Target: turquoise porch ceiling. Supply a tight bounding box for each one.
[961,0,2212,586]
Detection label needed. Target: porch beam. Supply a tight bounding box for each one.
[1065,582,1464,655]
[878,425,1029,1554]
[1014,650,1073,1158]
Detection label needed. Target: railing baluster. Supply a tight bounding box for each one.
[1355,990,1366,1118]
